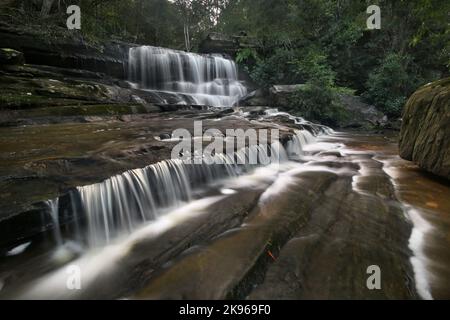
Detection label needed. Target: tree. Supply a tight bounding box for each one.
[40,0,56,16]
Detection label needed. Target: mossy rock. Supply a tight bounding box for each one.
[0,48,24,65]
[399,78,450,180]
[16,103,158,118]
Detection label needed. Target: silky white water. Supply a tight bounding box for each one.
[128,46,247,107]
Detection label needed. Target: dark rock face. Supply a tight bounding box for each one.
[0,48,24,65]
[269,84,305,108]
[337,94,387,129]
[399,78,450,180]
[0,22,130,78]
[239,86,303,108]
[238,89,270,106]
[199,32,258,57]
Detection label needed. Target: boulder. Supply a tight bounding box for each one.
[337,94,388,129]
[237,89,270,106]
[269,84,305,108]
[399,78,450,180]
[0,48,24,65]
[238,85,304,108]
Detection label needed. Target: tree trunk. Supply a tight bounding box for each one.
[40,0,55,16]
[184,23,191,52]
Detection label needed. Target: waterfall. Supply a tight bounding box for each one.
[128,46,247,107]
[75,159,235,247]
[46,142,304,248]
[34,110,333,249]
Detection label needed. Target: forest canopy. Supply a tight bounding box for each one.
[1,0,449,120]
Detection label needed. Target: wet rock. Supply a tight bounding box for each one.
[135,157,417,300]
[0,48,24,66]
[159,133,172,140]
[240,85,304,110]
[269,85,305,108]
[337,94,387,129]
[135,171,339,300]
[238,89,270,107]
[399,78,450,180]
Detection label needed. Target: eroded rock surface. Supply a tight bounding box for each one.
[399,78,450,180]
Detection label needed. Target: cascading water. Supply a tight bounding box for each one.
[128,46,247,107]
[47,140,306,248]
[264,109,334,136]
[46,199,62,246]
[286,130,316,158]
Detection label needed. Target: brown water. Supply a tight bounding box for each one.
[334,132,450,299]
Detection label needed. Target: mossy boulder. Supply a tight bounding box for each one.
[0,48,24,65]
[399,78,450,180]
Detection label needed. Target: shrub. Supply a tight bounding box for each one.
[286,50,349,126]
[249,48,298,87]
[364,53,422,118]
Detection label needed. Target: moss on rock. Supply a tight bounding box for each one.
[399,78,450,180]
[0,48,24,65]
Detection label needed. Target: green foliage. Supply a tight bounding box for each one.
[236,48,258,64]
[288,84,348,127]
[249,49,298,87]
[364,53,421,117]
[287,50,349,126]
[292,49,336,87]
[217,0,449,122]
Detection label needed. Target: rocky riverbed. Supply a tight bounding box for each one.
[2,111,450,299]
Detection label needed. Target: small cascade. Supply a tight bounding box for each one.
[264,108,334,135]
[74,159,235,247]
[45,142,303,248]
[46,199,63,246]
[286,130,317,158]
[128,46,247,107]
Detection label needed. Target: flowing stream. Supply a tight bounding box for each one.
[2,126,450,299]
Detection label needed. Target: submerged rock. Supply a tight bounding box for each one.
[399,78,450,180]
